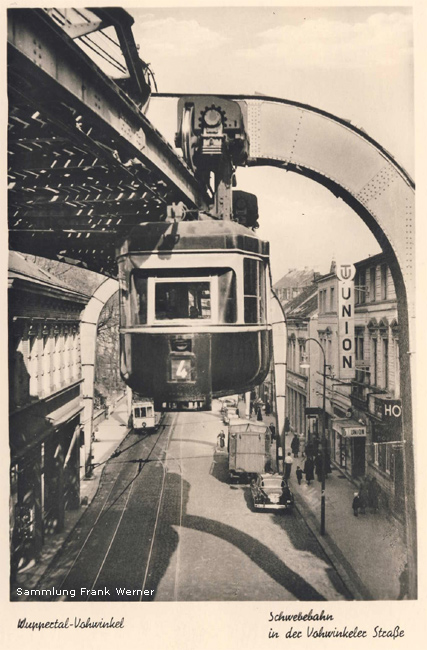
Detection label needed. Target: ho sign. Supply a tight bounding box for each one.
[383,401,402,419]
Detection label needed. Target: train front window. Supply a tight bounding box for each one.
[155,282,211,320]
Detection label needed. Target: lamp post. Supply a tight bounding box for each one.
[300,337,328,536]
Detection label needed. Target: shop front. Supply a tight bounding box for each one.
[332,418,367,478]
[368,394,403,515]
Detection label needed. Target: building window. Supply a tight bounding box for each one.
[385,445,391,474]
[373,441,390,474]
[370,267,376,302]
[373,442,379,465]
[394,339,400,398]
[355,333,364,361]
[330,287,335,312]
[42,335,51,395]
[371,337,378,386]
[382,338,389,390]
[356,269,366,305]
[29,334,39,397]
[298,342,305,373]
[381,265,388,300]
[64,332,71,384]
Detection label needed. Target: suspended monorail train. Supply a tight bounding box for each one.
[117,219,272,410]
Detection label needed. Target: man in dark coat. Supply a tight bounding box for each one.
[284,452,293,479]
[368,477,380,512]
[315,453,323,482]
[291,434,300,458]
[304,440,314,459]
[303,457,314,485]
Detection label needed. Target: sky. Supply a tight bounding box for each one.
[127,5,414,282]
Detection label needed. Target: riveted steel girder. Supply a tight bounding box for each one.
[8,9,207,207]
[8,9,210,275]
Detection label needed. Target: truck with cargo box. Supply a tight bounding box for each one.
[228,422,271,481]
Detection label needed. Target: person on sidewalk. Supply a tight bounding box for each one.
[284,452,293,479]
[359,478,369,515]
[304,439,314,459]
[269,423,276,440]
[397,562,409,599]
[291,434,300,458]
[368,476,380,513]
[352,492,361,517]
[217,430,226,449]
[304,457,314,485]
[296,466,303,485]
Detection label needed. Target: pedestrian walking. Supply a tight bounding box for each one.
[217,430,226,449]
[359,478,369,515]
[284,452,293,479]
[257,407,263,421]
[368,476,380,512]
[352,492,361,517]
[304,457,314,485]
[269,423,276,440]
[296,466,303,485]
[304,440,314,459]
[291,434,300,458]
[265,400,271,416]
[312,435,320,456]
[397,562,409,599]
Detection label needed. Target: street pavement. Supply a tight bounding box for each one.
[12,401,351,602]
[12,398,408,601]
[257,411,408,600]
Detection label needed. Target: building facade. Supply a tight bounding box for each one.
[351,253,403,516]
[289,255,403,518]
[9,253,89,575]
[274,267,318,306]
[285,285,318,439]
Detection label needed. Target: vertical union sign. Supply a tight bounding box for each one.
[337,263,355,380]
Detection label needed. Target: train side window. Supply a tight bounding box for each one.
[155,281,211,320]
[134,407,141,418]
[244,258,260,323]
[132,274,148,324]
[218,269,237,323]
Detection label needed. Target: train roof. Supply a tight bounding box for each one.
[118,220,269,257]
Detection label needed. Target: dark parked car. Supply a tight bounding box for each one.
[250,473,294,511]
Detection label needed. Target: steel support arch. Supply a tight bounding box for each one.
[80,277,119,477]
[151,93,416,597]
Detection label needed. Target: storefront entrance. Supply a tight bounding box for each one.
[333,418,367,478]
[352,437,366,478]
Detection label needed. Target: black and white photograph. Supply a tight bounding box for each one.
[4,0,426,647]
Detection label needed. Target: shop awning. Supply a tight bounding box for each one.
[332,418,366,437]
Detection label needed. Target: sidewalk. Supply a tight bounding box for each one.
[247,410,407,600]
[11,398,130,596]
